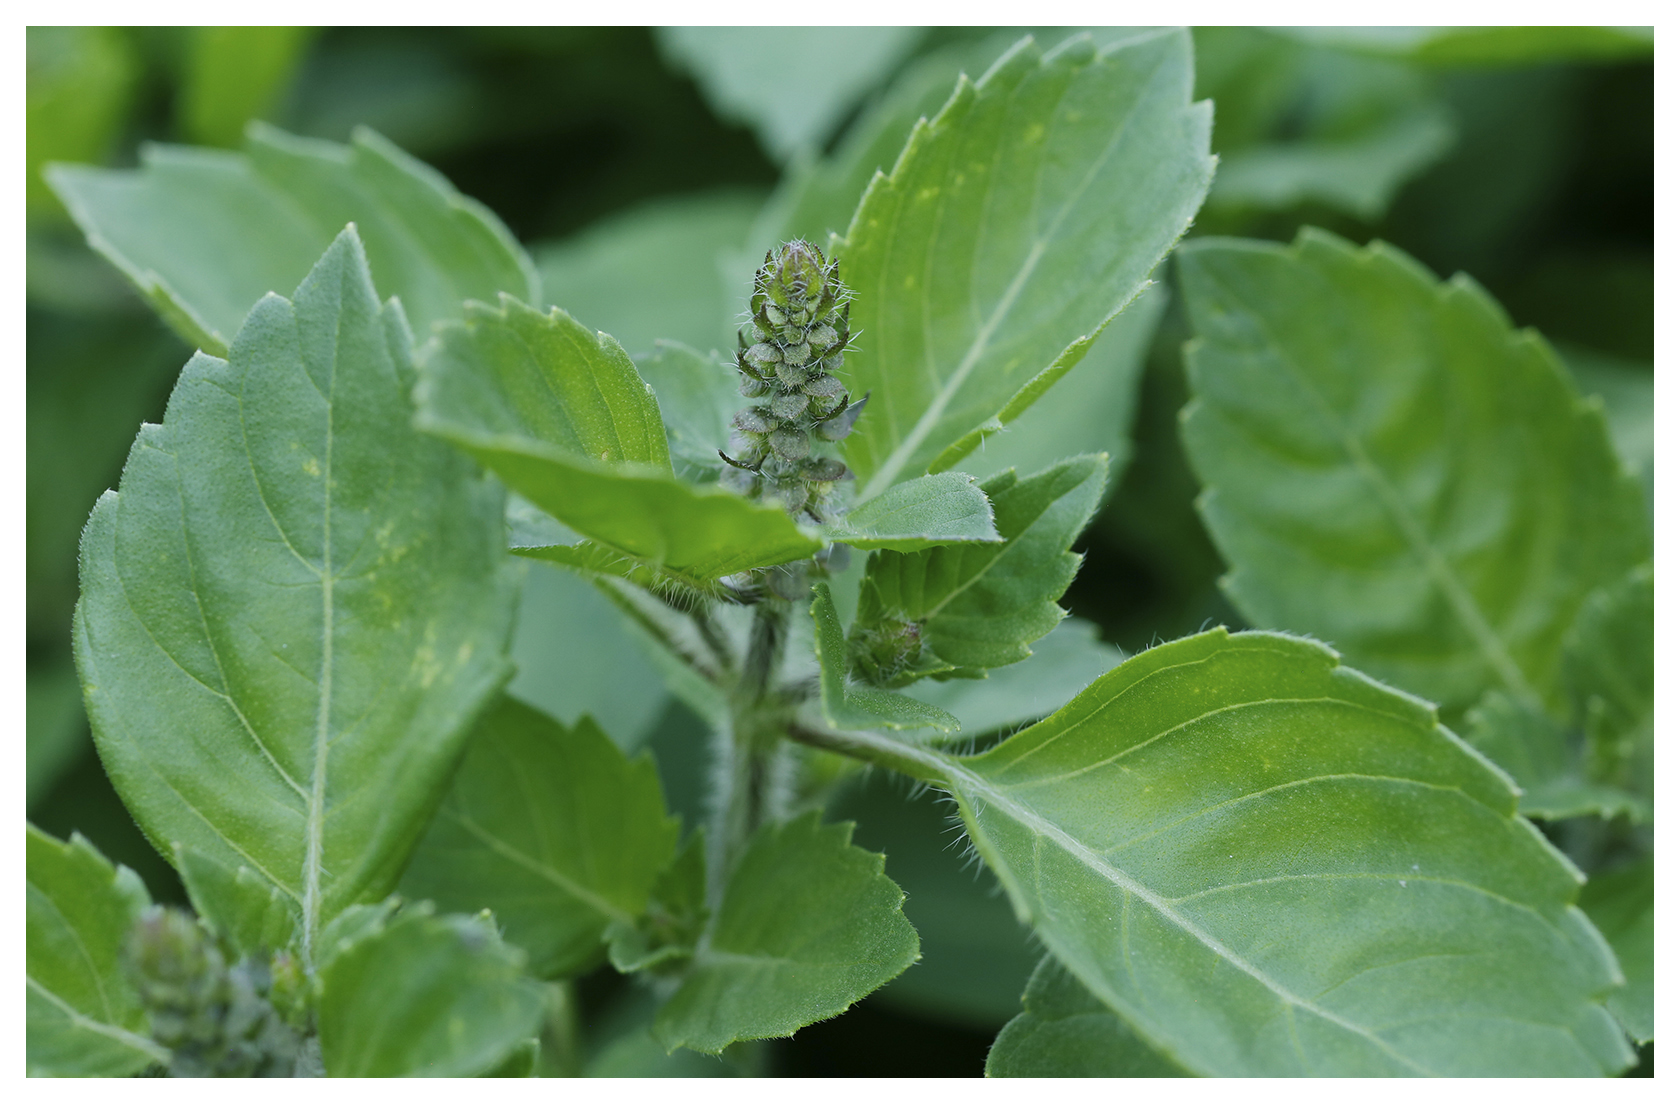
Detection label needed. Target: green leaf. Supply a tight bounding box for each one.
[317,904,546,1077]
[534,192,763,356]
[1195,29,1454,221]
[1562,564,1653,810]
[834,29,1214,497]
[857,455,1107,672]
[829,629,1634,1075]
[1178,229,1649,717]
[1561,347,1652,514]
[1579,859,1653,1045]
[27,825,166,1077]
[74,228,519,963]
[1279,26,1653,67]
[651,811,920,1053]
[987,955,1187,1076]
[27,660,88,808]
[656,27,923,162]
[415,297,821,584]
[179,27,314,148]
[401,696,680,979]
[828,471,1001,552]
[47,123,538,355]
[607,829,708,975]
[175,845,300,959]
[1463,692,1646,823]
[632,342,740,480]
[811,582,959,734]
[902,616,1123,740]
[27,26,137,217]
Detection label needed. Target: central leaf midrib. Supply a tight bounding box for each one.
[446,809,633,925]
[302,298,341,964]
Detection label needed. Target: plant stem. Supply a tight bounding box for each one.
[708,598,790,907]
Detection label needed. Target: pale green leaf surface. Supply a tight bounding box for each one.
[1578,859,1652,1044]
[859,455,1107,671]
[1463,692,1646,823]
[317,905,546,1077]
[833,629,1632,1075]
[811,582,958,734]
[1562,564,1653,810]
[535,191,763,356]
[987,955,1188,1076]
[416,300,820,583]
[47,123,538,355]
[74,229,519,962]
[828,471,1001,552]
[176,845,300,958]
[657,27,923,162]
[835,29,1213,497]
[179,27,314,148]
[1179,229,1649,717]
[632,342,739,479]
[401,696,679,979]
[652,812,920,1053]
[27,825,166,1077]
[903,617,1123,740]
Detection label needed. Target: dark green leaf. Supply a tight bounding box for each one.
[317,904,546,1077]
[27,661,88,808]
[652,811,920,1053]
[415,297,821,584]
[828,471,1001,552]
[1579,860,1653,1045]
[987,955,1187,1076]
[178,27,314,148]
[26,26,137,217]
[47,123,538,355]
[607,830,708,975]
[1463,692,1646,822]
[834,29,1213,496]
[1561,347,1652,514]
[857,455,1107,672]
[74,229,519,963]
[1562,564,1653,811]
[27,825,166,1077]
[1279,26,1653,67]
[830,629,1633,1075]
[811,582,958,734]
[401,696,679,979]
[1179,229,1649,717]
[175,845,299,959]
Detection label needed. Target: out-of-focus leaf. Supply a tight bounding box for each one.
[828,472,1001,552]
[27,662,88,810]
[902,617,1123,740]
[1179,229,1649,717]
[175,845,300,959]
[651,812,919,1054]
[1280,26,1654,67]
[75,230,519,962]
[401,696,679,979]
[831,629,1633,1075]
[835,30,1214,497]
[987,955,1187,1076]
[1578,859,1653,1045]
[1463,692,1646,822]
[179,27,316,148]
[632,342,739,481]
[811,583,958,734]
[656,27,923,162]
[27,825,165,1077]
[416,298,821,585]
[606,830,708,975]
[857,456,1107,672]
[535,192,764,356]
[1195,29,1455,221]
[27,26,136,217]
[1559,347,1652,514]
[317,905,546,1077]
[1562,564,1653,811]
[47,123,538,355]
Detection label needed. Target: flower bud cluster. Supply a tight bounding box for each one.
[721,240,866,521]
[125,907,301,1077]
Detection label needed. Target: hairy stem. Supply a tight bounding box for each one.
[708,599,791,907]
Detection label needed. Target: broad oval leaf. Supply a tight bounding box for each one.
[1179,229,1650,717]
[830,629,1632,1075]
[652,811,920,1054]
[987,955,1187,1077]
[415,297,821,584]
[317,904,546,1077]
[834,29,1214,496]
[27,826,166,1077]
[857,455,1107,672]
[46,123,538,355]
[74,229,519,963]
[827,471,1001,552]
[401,696,680,979]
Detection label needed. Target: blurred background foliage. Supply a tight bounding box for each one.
[27,25,1652,1076]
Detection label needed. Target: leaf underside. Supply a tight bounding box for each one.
[987,955,1187,1077]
